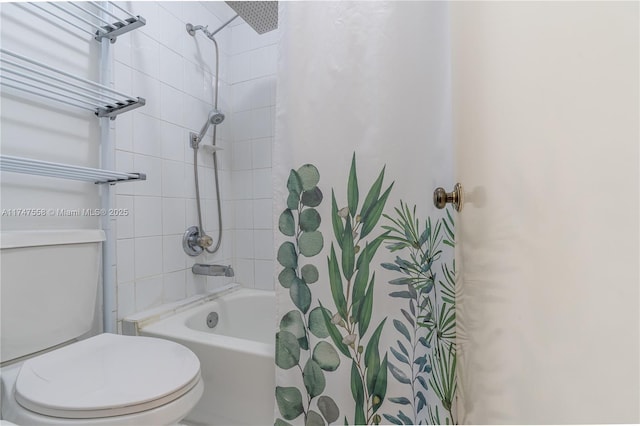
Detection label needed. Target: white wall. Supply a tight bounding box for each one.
[112,2,236,328]
[452,2,639,423]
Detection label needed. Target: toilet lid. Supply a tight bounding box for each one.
[15,333,201,419]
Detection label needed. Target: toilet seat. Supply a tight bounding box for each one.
[14,334,201,419]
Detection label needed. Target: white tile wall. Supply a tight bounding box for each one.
[254,260,276,291]
[163,270,187,302]
[229,20,279,290]
[234,200,254,229]
[135,275,164,311]
[134,197,163,237]
[116,239,135,283]
[134,237,163,279]
[116,196,134,239]
[162,198,186,235]
[117,281,136,320]
[112,2,279,327]
[253,199,273,229]
[163,235,187,273]
[253,169,273,199]
[114,2,236,326]
[253,230,274,260]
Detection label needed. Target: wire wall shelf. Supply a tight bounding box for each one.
[20,2,146,43]
[0,49,146,119]
[0,155,146,185]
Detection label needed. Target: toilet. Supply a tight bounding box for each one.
[0,230,203,425]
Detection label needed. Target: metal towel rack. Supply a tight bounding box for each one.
[19,2,146,43]
[0,4,147,185]
[1,1,148,333]
[0,49,145,119]
[0,155,146,185]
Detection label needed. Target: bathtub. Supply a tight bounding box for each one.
[136,287,275,426]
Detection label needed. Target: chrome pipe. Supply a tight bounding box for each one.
[187,15,239,40]
[209,14,239,37]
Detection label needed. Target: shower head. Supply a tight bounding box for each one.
[209,109,225,125]
[225,1,278,34]
[192,109,225,146]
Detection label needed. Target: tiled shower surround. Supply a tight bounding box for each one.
[112,2,278,328]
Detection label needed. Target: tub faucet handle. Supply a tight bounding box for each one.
[198,234,213,248]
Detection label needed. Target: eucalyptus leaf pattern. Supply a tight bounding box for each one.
[276,165,341,425]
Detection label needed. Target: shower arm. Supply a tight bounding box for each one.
[209,14,239,38]
[186,14,239,41]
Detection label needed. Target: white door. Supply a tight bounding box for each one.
[451,2,639,423]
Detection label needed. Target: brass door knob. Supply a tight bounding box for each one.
[433,183,464,212]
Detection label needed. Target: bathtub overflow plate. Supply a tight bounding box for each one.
[207,312,219,328]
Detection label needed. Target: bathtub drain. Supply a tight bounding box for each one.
[206,312,219,328]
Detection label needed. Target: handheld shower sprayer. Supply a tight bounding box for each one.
[190,109,225,149]
[209,109,225,125]
[184,107,225,257]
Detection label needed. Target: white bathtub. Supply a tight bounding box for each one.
[138,287,275,426]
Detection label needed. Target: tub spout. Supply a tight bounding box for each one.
[192,264,234,277]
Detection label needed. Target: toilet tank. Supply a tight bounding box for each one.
[0,229,105,363]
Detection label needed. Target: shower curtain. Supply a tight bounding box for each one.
[273,2,456,425]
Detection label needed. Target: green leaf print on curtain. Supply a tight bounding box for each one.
[276,164,341,426]
[275,157,458,426]
[381,203,457,425]
[322,154,395,425]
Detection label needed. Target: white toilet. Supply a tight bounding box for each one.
[0,230,203,425]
